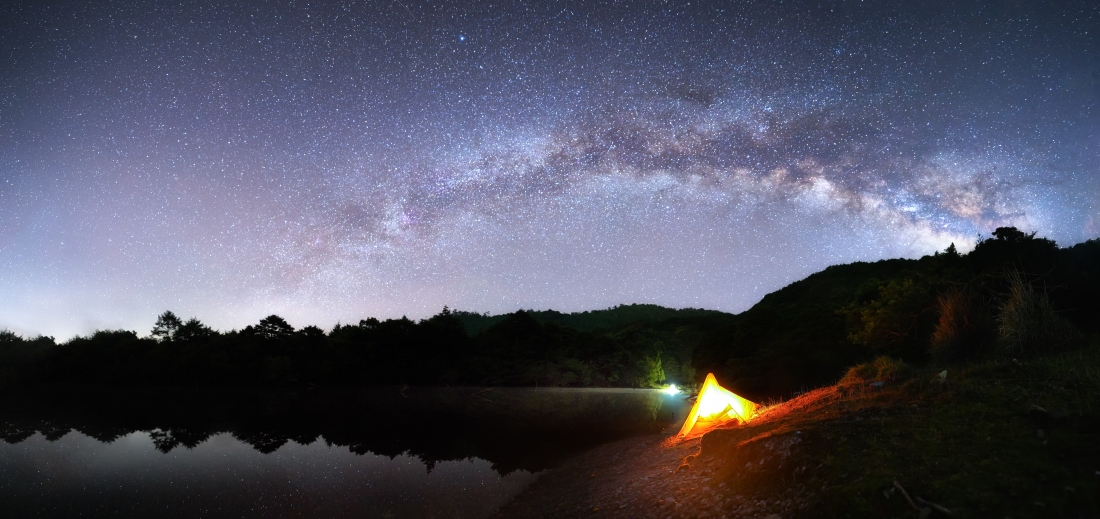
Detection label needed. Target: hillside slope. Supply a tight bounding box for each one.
[694,230,1100,401]
[495,344,1100,518]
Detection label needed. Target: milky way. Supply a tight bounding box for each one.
[1,0,1097,338]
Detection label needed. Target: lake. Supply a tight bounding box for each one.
[0,386,688,518]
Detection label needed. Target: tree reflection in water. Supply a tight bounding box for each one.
[0,386,686,518]
[1,386,684,472]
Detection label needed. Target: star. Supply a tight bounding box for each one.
[0,0,1095,339]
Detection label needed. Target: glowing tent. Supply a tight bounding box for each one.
[678,373,758,436]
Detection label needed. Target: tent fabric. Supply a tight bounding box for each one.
[678,373,757,436]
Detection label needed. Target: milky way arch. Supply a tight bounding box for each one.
[1,0,1096,338]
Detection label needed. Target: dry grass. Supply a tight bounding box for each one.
[930,287,997,360]
[837,356,912,388]
[998,271,1083,357]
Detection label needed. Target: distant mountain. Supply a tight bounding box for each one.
[452,304,730,335]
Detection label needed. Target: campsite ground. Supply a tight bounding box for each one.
[494,343,1100,518]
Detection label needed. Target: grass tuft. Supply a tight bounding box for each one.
[998,271,1083,358]
[930,287,997,361]
[837,356,912,388]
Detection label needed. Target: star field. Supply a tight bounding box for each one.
[1,0,1097,338]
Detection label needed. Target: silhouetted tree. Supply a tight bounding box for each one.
[255,315,294,340]
[151,311,184,342]
[969,226,1058,274]
[992,227,1030,242]
[0,330,56,387]
[0,330,20,344]
[299,325,325,338]
[175,318,215,343]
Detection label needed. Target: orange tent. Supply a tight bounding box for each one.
[678,373,757,436]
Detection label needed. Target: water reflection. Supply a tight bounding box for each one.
[0,431,537,518]
[0,387,687,518]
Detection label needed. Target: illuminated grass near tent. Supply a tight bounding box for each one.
[677,373,757,437]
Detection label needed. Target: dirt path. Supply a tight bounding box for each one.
[492,424,795,519]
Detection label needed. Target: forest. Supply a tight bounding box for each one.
[0,304,722,390]
[1,227,1097,400]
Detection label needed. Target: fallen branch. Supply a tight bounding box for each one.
[916,496,954,516]
[471,387,497,403]
[893,480,919,511]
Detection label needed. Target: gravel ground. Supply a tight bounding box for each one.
[492,423,809,519]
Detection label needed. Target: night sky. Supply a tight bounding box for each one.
[2,0,1097,339]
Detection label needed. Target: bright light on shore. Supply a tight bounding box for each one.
[677,373,758,436]
[664,384,680,395]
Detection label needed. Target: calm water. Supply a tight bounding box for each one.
[0,387,688,518]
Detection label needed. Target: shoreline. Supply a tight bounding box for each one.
[491,422,800,519]
[493,426,704,519]
[492,392,827,519]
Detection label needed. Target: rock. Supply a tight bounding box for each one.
[1029,404,1070,426]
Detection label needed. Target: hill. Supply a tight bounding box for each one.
[1,227,1096,397]
[453,304,729,335]
[694,228,1100,400]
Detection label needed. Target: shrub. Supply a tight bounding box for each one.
[634,353,665,388]
[838,356,912,387]
[998,271,1083,357]
[930,287,997,361]
[840,274,939,362]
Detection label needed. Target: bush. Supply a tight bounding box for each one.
[998,271,1083,357]
[930,287,997,361]
[840,274,940,362]
[838,356,912,387]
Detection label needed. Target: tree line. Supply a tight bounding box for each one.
[2,227,1097,398]
[0,304,722,389]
